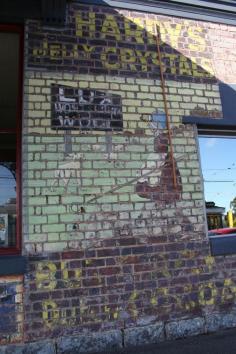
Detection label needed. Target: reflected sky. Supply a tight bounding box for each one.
[0,165,16,206]
[199,137,236,212]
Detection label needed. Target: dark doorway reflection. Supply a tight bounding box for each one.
[0,30,20,251]
[0,163,16,247]
[0,127,17,248]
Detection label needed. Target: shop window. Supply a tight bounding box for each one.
[199,136,236,255]
[0,26,22,254]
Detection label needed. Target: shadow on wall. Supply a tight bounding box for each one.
[27,2,229,203]
[22,3,236,339]
[28,3,219,83]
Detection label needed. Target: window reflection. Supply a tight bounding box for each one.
[0,164,16,247]
[199,136,236,232]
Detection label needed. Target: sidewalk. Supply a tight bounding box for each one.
[90,328,236,354]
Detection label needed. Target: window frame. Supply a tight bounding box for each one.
[198,131,236,256]
[0,24,23,255]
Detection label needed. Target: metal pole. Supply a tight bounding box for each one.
[155,24,178,191]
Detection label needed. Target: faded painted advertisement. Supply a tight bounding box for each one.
[51,85,123,131]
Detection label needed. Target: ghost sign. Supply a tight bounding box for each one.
[51,84,123,131]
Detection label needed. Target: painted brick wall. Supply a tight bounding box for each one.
[0,276,23,344]
[23,72,216,340]
[23,73,221,253]
[3,1,236,347]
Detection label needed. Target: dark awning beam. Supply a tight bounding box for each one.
[82,0,236,25]
[182,116,236,136]
[1,0,236,25]
[41,0,67,26]
[166,0,236,12]
[0,0,67,26]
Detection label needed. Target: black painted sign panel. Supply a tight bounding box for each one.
[51,84,123,131]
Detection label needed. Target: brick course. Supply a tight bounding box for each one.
[2,0,236,349]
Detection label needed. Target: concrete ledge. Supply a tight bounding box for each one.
[206,312,236,333]
[205,313,224,333]
[165,317,205,340]
[57,330,122,354]
[124,322,164,347]
[2,314,236,353]
[0,340,56,354]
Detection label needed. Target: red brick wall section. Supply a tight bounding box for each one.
[15,1,236,347]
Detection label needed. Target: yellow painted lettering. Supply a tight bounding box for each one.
[145,19,159,44]
[205,256,215,267]
[135,50,148,71]
[148,51,160,67]
[136,50,161,72]
[33,40,48,57]
[198,282,217,306]
[131,17,145,31]
[127,291,139,318]
[113,311,119,319]
[120,48,137,71]
[49,44,62,59]
[124,19,144,44]
[61,261,82,288]
[192,61,204,77]
[60,308,68,325]
[59,307,76,326]
[162,23,182,48]
[228,281,236,295]
[164,53,178,74]
[126,17,162,45]
[145,18,156,35]
[188,26,206,52]
[36,261,57,290]
[62,44,78,59]
[179,57,192,75]
[68,308,77,326]
[75,11,96,37]
[222,278,236,303]
[61,261,69,281]
[82,45,94,53]
[200,58,214,77]
[182,285,197,311]
[101,15,121,41]
[101,47,119,69]
[129,291,138,301]
[75,265,85,280]
[129,303,138,318]
[82,45,95,55]
[79,45,95,59]
[79,299,87,316]
[42,300,59,328]
[185,300,197,311]
[150,296,157,306]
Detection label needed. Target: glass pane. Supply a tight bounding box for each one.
[0,133,16,248]
[0,32,19,129]
[199,136,236,232]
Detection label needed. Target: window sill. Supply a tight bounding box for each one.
[209,234,236,256]
[0,255,27,276]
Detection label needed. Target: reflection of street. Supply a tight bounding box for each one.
[0,198,16,247]
[0,164,16,205]
[0,214,7,245]
[0,164,16,247]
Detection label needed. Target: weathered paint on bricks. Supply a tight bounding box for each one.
[2,0,236,349]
